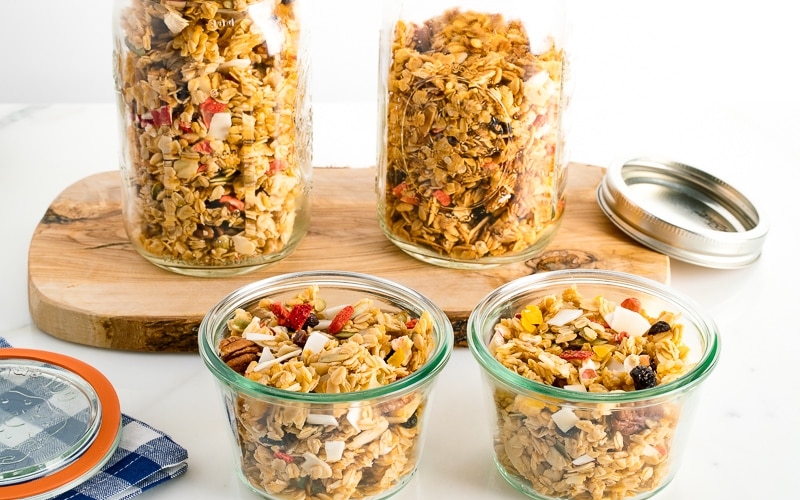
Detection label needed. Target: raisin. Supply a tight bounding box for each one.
[489,116,510,135]
[630,365,657,390]
[401,411,419,429]
[412,24,433,52]
[292,330,309,348]
[647,321,671,335]
[303,313,319,330]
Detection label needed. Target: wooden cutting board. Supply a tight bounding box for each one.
[28,164,669,352]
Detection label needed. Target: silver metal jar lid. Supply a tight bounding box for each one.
[596,157,768,269]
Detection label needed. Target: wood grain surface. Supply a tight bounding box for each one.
[27,164,669,352]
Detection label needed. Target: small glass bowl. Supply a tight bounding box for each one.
[467,269,720,500]
[199,271,453,500]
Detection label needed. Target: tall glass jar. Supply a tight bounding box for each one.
[113,0,312,277]
[377,0,570,269]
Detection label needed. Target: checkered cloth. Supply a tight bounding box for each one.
[1,338,188,500]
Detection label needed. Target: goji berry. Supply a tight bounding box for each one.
[432,189,451,207]
[285,303,313,331]
[328,305,354,334]
[392,182,408,198]
[620,297,641,312]
[400,195,419,205]
[405,318,418,329]
[219,194,245,211]
[559,350,593,360]
[614,331,629,343]
[274,450,294,463]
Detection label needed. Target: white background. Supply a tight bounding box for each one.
[2,0,799,169]
[2,1,800,500]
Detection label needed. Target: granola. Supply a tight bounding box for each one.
[114,0,311,270]
[218,285,436,499]
[380,9,567,262]
[488,286,692,500]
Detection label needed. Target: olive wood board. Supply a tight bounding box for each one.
[28,163,670,352]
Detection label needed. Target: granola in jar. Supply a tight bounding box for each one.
[216,284,439,499]
[487,286,694,500]
[113,0,312,276]
[378,6,569,268]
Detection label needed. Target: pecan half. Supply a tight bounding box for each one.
[219,336,261,374]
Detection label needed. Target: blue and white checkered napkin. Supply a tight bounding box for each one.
[0,338,188,500]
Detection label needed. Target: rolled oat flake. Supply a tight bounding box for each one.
[597,157,768,269]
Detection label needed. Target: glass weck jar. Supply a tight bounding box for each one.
[377,0,570,269]
[113,0,312,277]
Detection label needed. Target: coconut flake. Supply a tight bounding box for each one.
[253,348,301,372]
[547,308,583,327]
[324,440,345,462]
[244,332,274,342]
[258,348,275,364]
[303,332,330,355]
[563,384,587,392]
[572,454,595,466]
[321,303,349,317]
[208,112,232,140]
[346,407,361,432]
[607,359,626,372]
[552,407,580,433]
[306,414,339,427]
[623,354,641,373]
[610,305,651,337]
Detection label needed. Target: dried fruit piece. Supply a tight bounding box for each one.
[328,305,355,334]
[559,350,593,360]
[200,97,227,128]
[630,365,657,390]
[285,303,313,331]
[270,302,289,322]
[432,189,451,206]
[647,320,671,335]
[620,297,641,312]
[520,305,543,332]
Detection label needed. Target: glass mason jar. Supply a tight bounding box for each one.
[376,0,570,269]
[112,0,312,277]
[199,270,454,499]
[468,270,721,500]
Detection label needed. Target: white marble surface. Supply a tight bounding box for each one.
[2,1,800,498]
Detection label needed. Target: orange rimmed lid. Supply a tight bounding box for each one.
[0,348,121,500]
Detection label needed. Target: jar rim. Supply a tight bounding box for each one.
[467,269,721,404]
[199,270,454,403]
